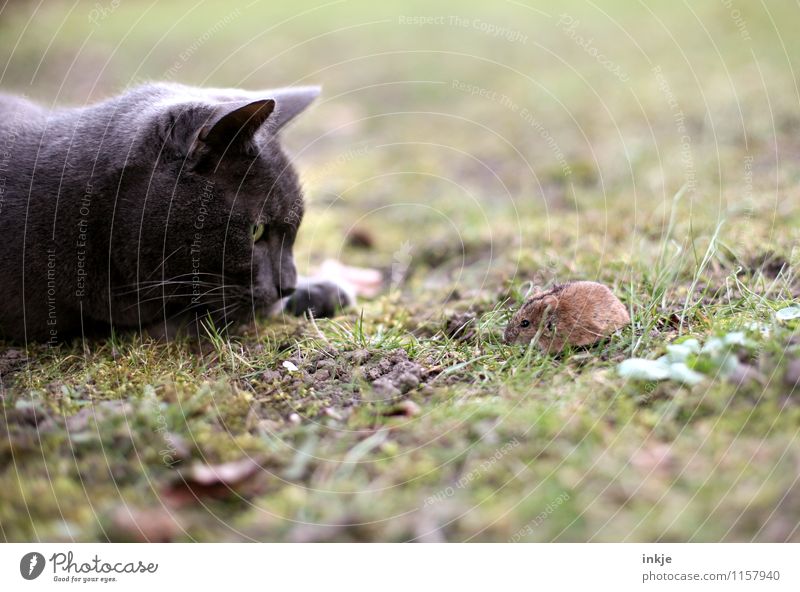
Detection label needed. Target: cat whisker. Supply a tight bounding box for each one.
[114,281,220,296]
[115,272,232,290]
[117,282,248,298]
[137,245,184,281]
[122,292,241,310]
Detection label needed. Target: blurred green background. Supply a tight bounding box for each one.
[2,0,798,272]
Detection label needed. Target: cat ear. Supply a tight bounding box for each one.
[268,86,321,131]
[197,99,276,152]
[176,99,275,171]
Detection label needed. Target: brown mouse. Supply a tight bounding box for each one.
[504,281,630,351]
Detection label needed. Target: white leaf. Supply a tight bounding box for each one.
[282,360,299,372]
[723,331,748,346]
[618,359,671,381]
[747,321,771,338]
[776,305,800,321]
[701,337,724,355]
[665,343,695,363]
[681,338,701,353]
[667,363,705,385]
[718,352,742,378]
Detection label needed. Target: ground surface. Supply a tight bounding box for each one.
[1,0,799,542]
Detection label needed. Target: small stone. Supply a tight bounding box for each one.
[418,385,435,397]
[348,349,372,365]
[395,371,421,393]
[260,370,281,383]
[316,358,336,370]
[372,378,401,399]
[313,369,331,381]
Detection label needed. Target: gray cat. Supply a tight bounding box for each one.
[0,82,350,343]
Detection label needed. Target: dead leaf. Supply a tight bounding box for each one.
[163,457,264,506]
[187,458,260,486]
[317,259,383,298]
[382,400,421,417]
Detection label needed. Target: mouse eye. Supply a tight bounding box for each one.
[251,223,265,242]
[520,319,530,328]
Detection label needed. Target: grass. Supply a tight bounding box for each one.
[1,0,800,542]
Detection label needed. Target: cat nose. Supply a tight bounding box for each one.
[275,258,297,298]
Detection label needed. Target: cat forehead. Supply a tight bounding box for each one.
[233,157,303,203]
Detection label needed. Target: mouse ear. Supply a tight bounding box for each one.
[522,282,541,299]
[542,295,559,310]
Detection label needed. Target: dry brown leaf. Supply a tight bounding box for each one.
[163,457,265,506]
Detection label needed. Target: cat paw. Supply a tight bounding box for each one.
[281,280,353,318]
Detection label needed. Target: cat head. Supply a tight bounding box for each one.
[115,84,320,327]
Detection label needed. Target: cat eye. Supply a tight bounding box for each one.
[251,223,265,242]
[520,319,530,328]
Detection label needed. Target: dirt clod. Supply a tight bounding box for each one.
[0,348,26,378]
[746,251,790,279]
[346,349,372,365]
[364,349,424,395]
[444,311,477,341]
